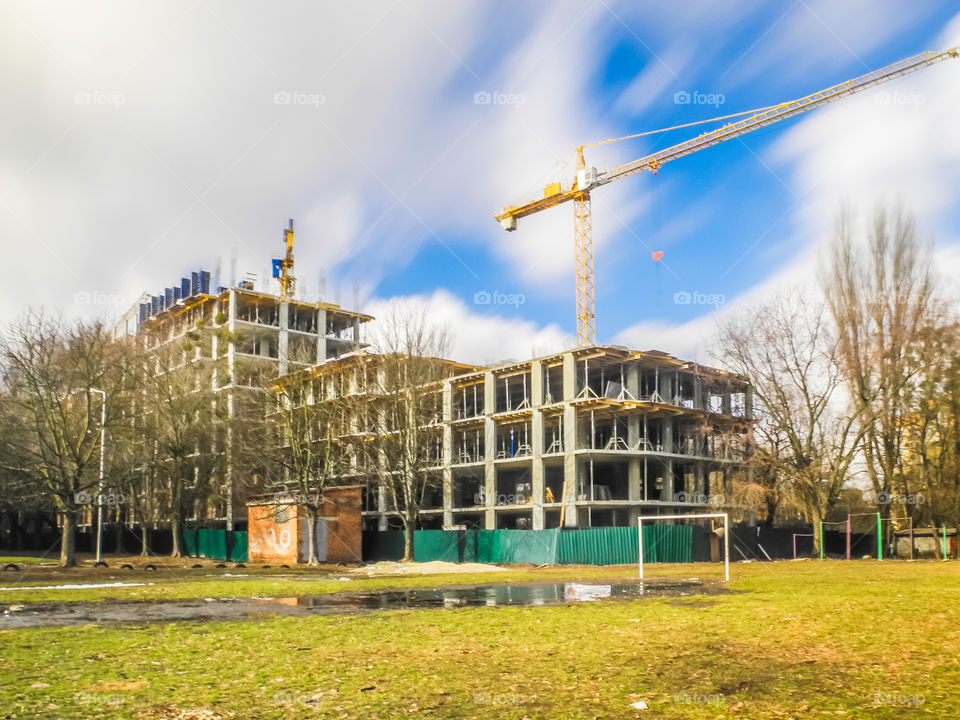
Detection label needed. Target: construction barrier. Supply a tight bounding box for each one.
[361,526,695,565]
[183,529,248,563]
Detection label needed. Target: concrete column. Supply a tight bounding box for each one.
[316,308,327,364]
[562,403,578,528]
[745,384,754,420]
[530,360,543,406]
[278,301,289,375]
[531,458,545,530]
[562,352,576,400]
[377,486,388,531]
[661,459,674,502]
[660,368,674,404]
[227,290,237,385]
[224,291,238,530]
[442,380,453,527]
[626,363,639,400]
[483,372,496,529]
[695,463,706,499]
[353,316,361,351]
[627,363,642,510]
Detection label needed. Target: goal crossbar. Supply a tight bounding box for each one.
[637,513,729,582]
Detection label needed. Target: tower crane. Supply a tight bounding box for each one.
[274,218,297,300]
[495,47,959,347]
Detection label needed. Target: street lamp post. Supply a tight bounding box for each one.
[89,388,106,564]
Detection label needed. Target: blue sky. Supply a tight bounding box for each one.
[2,1,959,363]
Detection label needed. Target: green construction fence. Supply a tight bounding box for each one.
[183,529,248,563]
[361,526,694,565]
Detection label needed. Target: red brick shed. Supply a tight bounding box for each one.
[247,485,363,564]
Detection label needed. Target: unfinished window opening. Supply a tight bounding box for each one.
[544,464,563,504]
[452,469,484,508]
[576,460,628,502]
[495,466,532,506]
[542,363,563,404]
[453,380,484,419]
[495,371,530,413]
[495,421,532,459]
[287,305,318,333]
[236,299,280,327]
[496,511,532,530]
[453,427,484,464]
[422,473,444,509]
[543,413,564,454]
[577,359,633,400]
[288,335,317,365]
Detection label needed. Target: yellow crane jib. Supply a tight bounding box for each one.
[494,46,960,347]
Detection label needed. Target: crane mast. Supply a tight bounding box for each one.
[495,47,959,347]
[279,218,296,300]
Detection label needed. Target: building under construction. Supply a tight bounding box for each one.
[129,240,373,527]
[124,218,750,532]
[291,344,752,531]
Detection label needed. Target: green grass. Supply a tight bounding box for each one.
[0,555,57,566]
[1,561,958,719]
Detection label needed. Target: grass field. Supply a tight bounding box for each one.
[1,560,958,719]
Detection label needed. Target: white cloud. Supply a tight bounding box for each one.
[364,289,567,366]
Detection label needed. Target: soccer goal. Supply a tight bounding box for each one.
[637,512,729,582]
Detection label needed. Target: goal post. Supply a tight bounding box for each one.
[638,512,729,582]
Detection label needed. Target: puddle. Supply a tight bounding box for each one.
[0,579,728,629]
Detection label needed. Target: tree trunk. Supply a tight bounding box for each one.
[59,511,77,568]
[171,512,184,558]
[305,510,318,565]
[402,509,416,562]
[811,507,824,557]
[139,521,150,556]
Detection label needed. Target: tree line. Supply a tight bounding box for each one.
[0,304,450,566]
[715,205,959,554]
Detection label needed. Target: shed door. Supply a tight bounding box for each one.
[314,518,328,562]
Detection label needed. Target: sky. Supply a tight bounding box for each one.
[2,1,959,366]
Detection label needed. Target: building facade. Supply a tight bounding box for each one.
[285,344,753,531]
[130,271,372,527]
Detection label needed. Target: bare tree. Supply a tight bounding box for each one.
[823,205,936,520]
[903,314,960,548]
[135,327,224,557]
[0,313,129,566]
[716,292,861,554]
[252,364,355,564]
[359,305,452,562]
